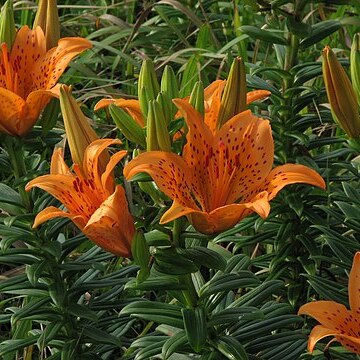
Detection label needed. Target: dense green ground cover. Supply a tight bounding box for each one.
[0,1,360,359]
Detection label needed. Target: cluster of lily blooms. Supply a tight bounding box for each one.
[0,0,359,355]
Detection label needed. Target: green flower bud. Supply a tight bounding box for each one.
[217,57,247,129]
[351,33,360,104]
[0,0,16,50]
[189,80,205,117]
[138,59,160,120]
[109,104,146,148]
[323,46,360,139]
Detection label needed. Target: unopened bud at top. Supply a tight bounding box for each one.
[351,33,360,104]
[323,46,360,139]
[0,0,16,50]
[217,57,247,129]
[33,0,60,50]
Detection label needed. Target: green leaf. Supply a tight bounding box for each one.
[240,25,287,45]
[162,331,188,359]
[179,247,227,271]
[299,20,341,48]
[199,271,260,300]
[210,336,248,360]
[182,307,207,352]
[121,301,184,328]
[132,230,151,269]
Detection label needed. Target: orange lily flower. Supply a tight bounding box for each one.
[94,80,270,134]
[26,139,135,257]
[0,25,92,136]
[124,99,325,234]
[298,252,360,354]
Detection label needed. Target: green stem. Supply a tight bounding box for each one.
[4,136,31,210]
[172,217,185,247]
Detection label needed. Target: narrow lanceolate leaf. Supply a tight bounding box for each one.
[109,104,146,147]
[210,336,248,360]
[240,25,287,45]
[0,0,16,49]
[299,20,341,48]
[162,331,188,359]
[121,301,184,328]
[182,307,207,352]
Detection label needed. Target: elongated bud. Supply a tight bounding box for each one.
[138,59,160,120]
[109,104,146,148]
[146,100,171,152]
[0,0,16,50]
[189,80,205,116]
[59,85,108,171]
[33,0,60,50]
[217,57,247,129]
[156,92,172,125]
[323,46,360,139]
[161,65,179,117]
[351,33,360,104]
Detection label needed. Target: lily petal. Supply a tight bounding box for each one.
[307,325,338,353]
[10,26,46,98]
[349,252,360,312]
[174,98,214,210]
[83,138,122,192]
[31,36,92,91]
[33,206,87,229]
[246,90,271,104]
[217,110,273,204]
[101,149,128,195]
[335,333,360,354]
[84,186,135,257]
[0,87,25,136]
[298,301,355,334]
[188,192,270,234]
[203,80,225,133]
[251,164,326,202]
[26,173,99,217]
[50,147,71,175]
[160,200,199,224]
[124,151,200,211]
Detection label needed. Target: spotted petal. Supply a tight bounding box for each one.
[50,147,71,175]
[307,325,338,353]
[246,90,271,104]
[32,206,87,229]
[84,185,135,257]
[335,333,360,354]
[188,191,270,234]
[124,151,200,211]
[248,164,326,202]
[31,36,92,91]
[0,88,25,136]
[298,301,360,337]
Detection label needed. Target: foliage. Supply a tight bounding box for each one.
[0,0,360,359]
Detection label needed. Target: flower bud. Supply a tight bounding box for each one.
[33,0,60,50]
[323,46,360,139]
[0,0,16,50]
[351,33,360,104]
[189,80,205,117]
[146,99,171,152]
[138,59,160,120]
[59,85,108,172]
[217,57,247,129]
[161,65,179,117]
[109,104,146,148]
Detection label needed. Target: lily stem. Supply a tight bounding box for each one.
[4,136,31,210]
